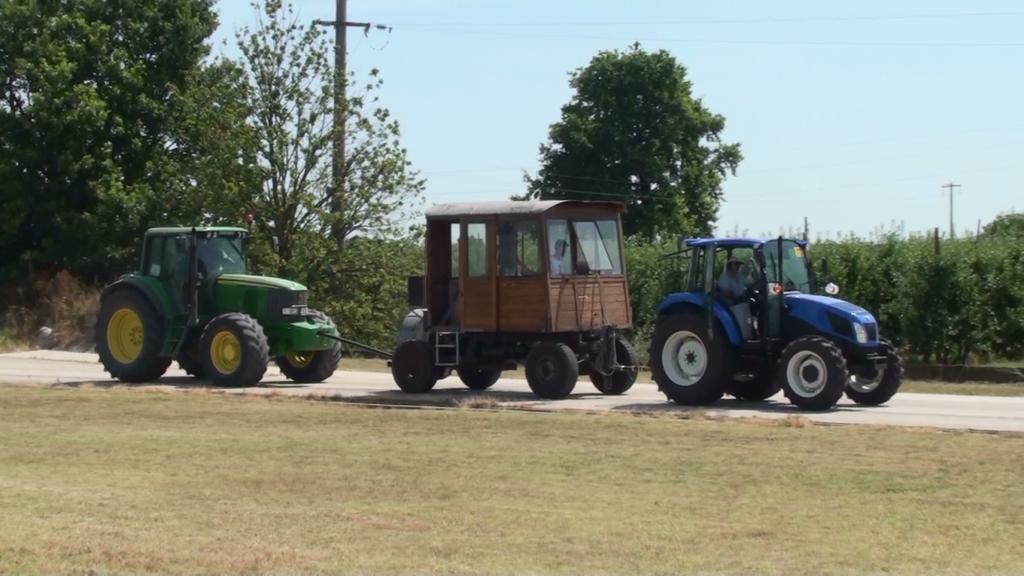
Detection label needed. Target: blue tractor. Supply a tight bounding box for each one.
[651,237,903,411]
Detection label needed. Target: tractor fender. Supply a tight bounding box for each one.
[101,275,172,320]
[398,308,429,343]
[655,292,743,346]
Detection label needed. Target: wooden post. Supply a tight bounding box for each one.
[933,227,940,255]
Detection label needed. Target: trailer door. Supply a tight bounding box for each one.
[460,220,497,331]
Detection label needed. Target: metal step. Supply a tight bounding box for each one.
[435,331,459,367]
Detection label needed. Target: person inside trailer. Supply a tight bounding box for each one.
[549,239,569,276]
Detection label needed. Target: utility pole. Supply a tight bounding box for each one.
[941,181,961,239]
[314,2,389,247]
[802,216,809,242]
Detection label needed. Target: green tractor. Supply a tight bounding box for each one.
[95,227,341,387]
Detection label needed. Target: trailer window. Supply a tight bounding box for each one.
[499,220,540,277]
[572,219,623,275]
[467,223,488,277]
[450,223,460,278]
[547,219,571,276]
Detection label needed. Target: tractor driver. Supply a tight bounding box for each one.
[718,257,747,305]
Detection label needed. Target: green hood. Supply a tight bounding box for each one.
[217,274,306,292]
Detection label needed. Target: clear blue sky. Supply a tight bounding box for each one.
[212,0,1023,239]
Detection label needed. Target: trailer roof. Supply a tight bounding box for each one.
[684,237,808,248]
[425,200,624,219]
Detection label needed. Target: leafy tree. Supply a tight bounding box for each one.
[0,0,228,281]
[524,44,741,240]
[236,0,424,277]
[982,212,1024,240]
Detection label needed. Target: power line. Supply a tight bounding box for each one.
[397,26,1024,48]
[942,181,962,238]
[394,10,1024,28]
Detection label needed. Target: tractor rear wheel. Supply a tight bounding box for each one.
[95,289,171,382]
[391,340,437,393]
[275,309,341,383]
[777,336,848,411]
[525,342,578,399]
[846,339,903,405]
[650,314,726,405]
[457,367,501,390]
[199,313,269,387]
[590,337,639,395]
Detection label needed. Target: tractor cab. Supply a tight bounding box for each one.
[393,200,638,399]
[651,237,903,411]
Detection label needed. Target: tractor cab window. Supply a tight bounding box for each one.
[714,247,759,288]
[197,234,247,278]
[763,240,811,293]
[572,219,623,275]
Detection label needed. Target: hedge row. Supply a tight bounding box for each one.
[624,236,1024,365]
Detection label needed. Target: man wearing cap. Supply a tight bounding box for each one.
[718,257,747,304]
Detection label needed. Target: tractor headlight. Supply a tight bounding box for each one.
[281,304,308,317]
[853,322,868,344]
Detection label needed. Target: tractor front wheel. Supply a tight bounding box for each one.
[846,339,903,405]
[457,367,501,390]
[650,314,726,405]
[391,340,437,393]
[95,289,171,382]
[199,313,269,387]
[525,342,578,399]
[590,337,639,395]
[777,336,848,411]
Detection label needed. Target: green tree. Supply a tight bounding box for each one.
[982,212,1024,240]
[236,0,424,276]
[524,44,742,240]
[0,0,229,280]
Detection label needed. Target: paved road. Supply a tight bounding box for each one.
[2,350,1022,433]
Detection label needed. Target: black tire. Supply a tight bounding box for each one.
[728,370,781,401]
[95,289,171,382]
[176,341,205,378]
[650,314,727,405]
[846,338,904,406]
[457,367,501,390]
[589,337,639,395]
[275,309,341,383]
[777,336,848,411]
[525,341,579,399]
[391,340,437,393]
[198,313,269,387]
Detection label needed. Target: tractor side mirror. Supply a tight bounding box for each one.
[824,282,840,296]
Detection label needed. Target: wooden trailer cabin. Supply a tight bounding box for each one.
[422,200,632,333]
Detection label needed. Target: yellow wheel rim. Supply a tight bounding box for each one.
[107,308,144,364]
[210,330,242,375]
[286,350,314,368]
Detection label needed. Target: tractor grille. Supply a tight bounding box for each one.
[264,289,308,323]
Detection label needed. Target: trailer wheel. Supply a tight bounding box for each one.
[457,367,501,390]
[651,313,726,405]
[777,336,848,411]
[846,338,903,405]
[525,342,578,399]
[590,337,639,395]
[96,289,171,382]
[391,340,437,393]
[199,313,269,387]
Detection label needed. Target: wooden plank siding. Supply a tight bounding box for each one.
[548,277,631,332]
[497,277,548,332]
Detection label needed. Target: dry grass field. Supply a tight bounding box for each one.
[0,386,1022,575]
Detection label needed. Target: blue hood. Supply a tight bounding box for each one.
[784,293,878,346]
